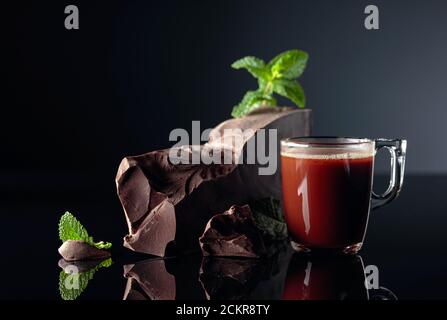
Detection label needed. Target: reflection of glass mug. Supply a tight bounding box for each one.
[282,254,397,300]
[280,137,406,254]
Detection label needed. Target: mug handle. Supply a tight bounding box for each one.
[371,139,407,210]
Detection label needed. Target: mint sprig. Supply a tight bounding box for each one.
[231,49,308,117]
[59,211,112,250]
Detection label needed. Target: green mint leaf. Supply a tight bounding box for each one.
[231,49,308,117]
[268,49,308,80]
[94,241,112,250]
[249,198,288,240]
[58,211,112,249]
[59,211,93,244]
[231,56,270,80]
[59,258,112,300]
[231,90,276,118]
[272,79,306,108]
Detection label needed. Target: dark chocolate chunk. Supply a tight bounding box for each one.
[116,108,311,256]
[58,240,111,261]
[199,205,266,258]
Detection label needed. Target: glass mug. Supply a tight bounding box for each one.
[280,137,406,254]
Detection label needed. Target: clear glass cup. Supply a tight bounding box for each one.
[280,137,407,254]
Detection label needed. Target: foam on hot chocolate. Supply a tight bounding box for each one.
[281,150,375,160]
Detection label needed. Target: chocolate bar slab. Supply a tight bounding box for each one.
[116,108,311,256]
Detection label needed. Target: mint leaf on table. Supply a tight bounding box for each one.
[58,211,112,250]
[59,258,112,300]
[231,49,308,117]
[249,198,288,240]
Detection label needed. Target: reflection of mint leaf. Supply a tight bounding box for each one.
[59,258,112,300]
[59,268,92,301]
[231,90,276,118]
[273,79,305,108]
[58,212,112,250]
[249,198,287,240]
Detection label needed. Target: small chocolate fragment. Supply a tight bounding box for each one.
[58,240,111,261]
[199,205,266,258]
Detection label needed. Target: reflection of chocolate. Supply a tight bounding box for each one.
[58,240,111,261]
[199,258,263,300]
[116,109,312,256]
[199,205,266,258]
[58,258,105,273]
[123,255,206,300]
[199,245,292,300]
[123,245,292,300]
[123,259,176,300]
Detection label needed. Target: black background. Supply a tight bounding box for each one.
[3,0,447,300]
[5,0,447,182]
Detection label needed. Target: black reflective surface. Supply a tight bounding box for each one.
[1,175,446,300]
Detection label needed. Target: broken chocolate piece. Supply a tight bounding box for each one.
[116,108,311,256]
[58,240,111,261]
[199,205,266,258]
